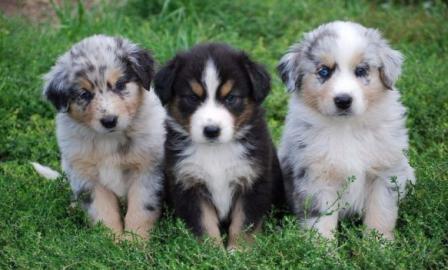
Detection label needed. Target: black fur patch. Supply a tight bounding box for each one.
[75,187,93,209]
[145,204,156,212]
[127,49,154,90]
[44,70,72,112]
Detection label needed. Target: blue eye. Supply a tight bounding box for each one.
[317,66,331,79]
[79,90,93,101]
[355,66,368,77]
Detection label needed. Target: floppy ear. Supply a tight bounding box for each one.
[43,69,71,112]
[240,53,271,103]
[127,48,155,90]
[154,58,179,105]
[277,44,304,93]
[379,46,403,90]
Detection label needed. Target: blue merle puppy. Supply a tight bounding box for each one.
[40,35,166,239]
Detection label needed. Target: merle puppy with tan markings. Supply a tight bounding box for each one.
[40,35,166,239]
[278,21,415,240]
[154,43,283,250]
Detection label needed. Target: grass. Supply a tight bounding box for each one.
[0,0,447,268]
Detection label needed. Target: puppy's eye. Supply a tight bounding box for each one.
[115,79,128,91]
[317,66,331,79]
[182,94,200,105]
[355,66,368,77]
[224,94,241,106]
[79,90,94,101]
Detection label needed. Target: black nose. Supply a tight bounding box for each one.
[100,115,118,129]
[203,125,221,139]
[334,94,353,110]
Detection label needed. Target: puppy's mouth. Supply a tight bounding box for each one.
[193,136,223,145]
[95,126,125,135]
[336,110,352,117]
[204,138,224,144]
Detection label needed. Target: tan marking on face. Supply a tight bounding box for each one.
[234,99,254,130]
[68,99,95,126]
[168,96,191,131]
[122,83,144,119]
[319,54,336,68]
[219,80,234,98]
[349,52,365,68]
[78,77,94,91]
[200,200,222,246]
[106,68,123,88]
[301,74,335,113]
[227,198,261,250]
[69,77,95,124]
[361,68,387,108]
[124,180,160,239]
[91,184,123,236]
[190,80,204,97]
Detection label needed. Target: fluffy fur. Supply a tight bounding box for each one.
[42,35,166,239]
[31,162,61,180]
[154,43,283,249]
[278,21,415,240]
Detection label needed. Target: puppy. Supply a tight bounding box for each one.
[42,35,166,239]
[277,21,415,240]
[154,43,283,249]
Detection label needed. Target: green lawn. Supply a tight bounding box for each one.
[1,0,447,268]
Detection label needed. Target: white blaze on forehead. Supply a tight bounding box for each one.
[324,22,369,116]
[203,59,220,97]
[189,58,235,143]
[332,22,367,64]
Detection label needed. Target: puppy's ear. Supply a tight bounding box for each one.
[277,46,303,93]
[240,53,271,103]
[365,29,403,90]
[154,58,180,105]
[127,48,155,90]
[378,45,403,90]
[43,69,71,112]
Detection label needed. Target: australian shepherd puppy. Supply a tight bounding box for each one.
[41,35,166,239]
[154,43,283,249]
[277,21,415,240]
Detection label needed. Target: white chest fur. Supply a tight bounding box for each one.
[175,142,258,219]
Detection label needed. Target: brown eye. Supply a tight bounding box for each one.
[115,79,127,91]
[79,90,93,101]
[182,94,200,105]
[355,66,368,77]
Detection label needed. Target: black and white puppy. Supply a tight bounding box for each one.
[154,43,282,249]
[277,21,415,240]
[41,35,166,239]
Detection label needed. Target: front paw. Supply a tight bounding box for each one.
[364,227,395,241]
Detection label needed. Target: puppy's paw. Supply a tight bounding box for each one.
[363,227,395,242]
[118,231,148,247]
